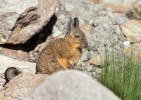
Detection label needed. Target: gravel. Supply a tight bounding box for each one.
[0,0,131,79]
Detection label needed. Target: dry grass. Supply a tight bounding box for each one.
[126,1,141,19]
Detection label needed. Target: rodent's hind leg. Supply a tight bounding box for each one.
[57,58,69,69]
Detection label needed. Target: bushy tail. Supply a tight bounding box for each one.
[5,67,21,82]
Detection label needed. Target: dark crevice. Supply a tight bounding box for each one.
[126,9,140,20]
[0,14,57,52]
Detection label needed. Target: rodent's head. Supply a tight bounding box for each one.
[65,17,88,48]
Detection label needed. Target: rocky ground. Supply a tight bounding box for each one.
[0,0,141,99]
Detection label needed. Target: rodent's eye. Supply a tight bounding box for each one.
[74,35,80,38]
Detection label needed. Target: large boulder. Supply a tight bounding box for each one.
[0,0,57,44]
[0,73,47,100]
[28,70,120,100]
[0,55,36,88]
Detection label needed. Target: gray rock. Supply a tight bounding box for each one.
[79,49,89,62]
[58,0,104,22]
[115,15,128,25]
[28,70,120,100]
[102,23,110,31]
[0,55,36,74]
[0,55,36,88]
[0,73,47,100]
[113,25,126,41]
[102,0,138,12]
[105,7,113,13]
[123,41,131,47]
[121,20,141,42]
[65,4,74,11]
[113,25,121,34]
[0,0,58,44]
[52,29,63,38]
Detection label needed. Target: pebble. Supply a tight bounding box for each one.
[65,4,74,11]
[115,15,128,25]
[123,41,131,47]
[52,29,63,38]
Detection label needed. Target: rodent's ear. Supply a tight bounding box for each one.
[66,17,73,34]
[73,17,79,28]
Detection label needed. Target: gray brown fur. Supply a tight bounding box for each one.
[36,17,87,74]
[5,67,21,82]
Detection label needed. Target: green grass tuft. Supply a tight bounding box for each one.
[100,49,141,100]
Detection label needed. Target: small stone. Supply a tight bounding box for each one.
[124,42,141,59]
[120,20,141,42]
[113,25,123,35]
[88,53,104,65]
[91,72,96,78]
[105,7,113,13]
[113,25,126,41]
[65,4,74,11]
[87,65,93,72]
[58,14,67,24]
[79,49,89,62]
[115,15,127,25]
[87,50,95,59]
[52,30,63,38]
[123,41,131,47]
[102,23,110,31]
[102,0,137,12]
[89,20,94,25]
[80,23,94,34]
[99,11,107,16]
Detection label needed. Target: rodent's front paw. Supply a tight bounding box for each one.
[68,62,75,69]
